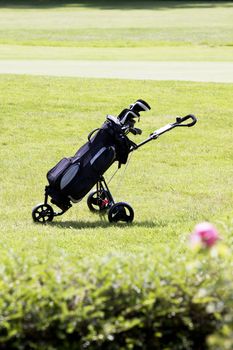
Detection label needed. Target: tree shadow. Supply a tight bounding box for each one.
[1,0,233,10]
[49,219,168,230]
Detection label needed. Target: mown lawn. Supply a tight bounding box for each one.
[0,0,233,60]
[1,74,233,259]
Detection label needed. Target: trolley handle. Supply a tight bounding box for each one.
[175,114,197,127]
[131,113,197,152]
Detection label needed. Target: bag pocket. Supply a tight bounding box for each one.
[60,163,80,190]
[90,146,116,174]
[47,157,72,186]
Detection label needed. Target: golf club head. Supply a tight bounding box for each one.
[130,99,151,114]
[118,99,151,126]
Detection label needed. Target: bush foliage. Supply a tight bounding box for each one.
[0,240,232,350]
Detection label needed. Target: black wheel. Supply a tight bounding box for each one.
[87,190,111,213]
[32,203,54,223]
[108,202,134,223]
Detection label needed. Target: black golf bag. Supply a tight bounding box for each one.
[46,117,130,209]
[46,99,150,211]
[32,99,197,223]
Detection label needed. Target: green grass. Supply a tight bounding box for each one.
[1,44,233,61]
[0,1,233,61]
[1,74,233,260]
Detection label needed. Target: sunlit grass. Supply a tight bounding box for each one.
[1,74,233,260]
[0,1,232,61]
[1,44,233,61]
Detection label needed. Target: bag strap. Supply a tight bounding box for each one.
[87,128,100,142]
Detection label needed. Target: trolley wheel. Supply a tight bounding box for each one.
[87,190,111,212]
[108,202,134,223]
[32,203,54,223]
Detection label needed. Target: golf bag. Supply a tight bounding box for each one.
[46,99,150,211]
[32,99,197,223]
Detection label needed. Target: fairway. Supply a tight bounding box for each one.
[1,74,233,257]
[0,1,233,61]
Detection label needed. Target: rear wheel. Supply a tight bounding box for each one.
[32,203,54,223]
[87,190,111,213]
[108,202,134,223]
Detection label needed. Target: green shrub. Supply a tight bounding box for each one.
[0,239,232,350]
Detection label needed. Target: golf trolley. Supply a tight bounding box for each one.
[32,99,197,224]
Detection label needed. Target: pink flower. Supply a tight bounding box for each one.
[190,222,219,248]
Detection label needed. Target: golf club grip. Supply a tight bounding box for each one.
[177,114,197,127]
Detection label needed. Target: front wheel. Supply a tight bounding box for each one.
[32,203,54,223]
[108,202,134,223]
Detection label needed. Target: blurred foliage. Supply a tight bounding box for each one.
[0,238,232,350]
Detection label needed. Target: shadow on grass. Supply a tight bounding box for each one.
[49,219,168,230]
[1,0,233,9]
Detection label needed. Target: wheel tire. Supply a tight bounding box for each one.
[87,190,111,213]
[108,202,134,223]
[32,203,54,223]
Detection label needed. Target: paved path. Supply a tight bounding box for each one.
[0,60,233,83]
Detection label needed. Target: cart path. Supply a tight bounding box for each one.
[0,60,233,83]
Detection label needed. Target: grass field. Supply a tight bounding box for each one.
[0,1,233,61]
[1,74,233,259]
